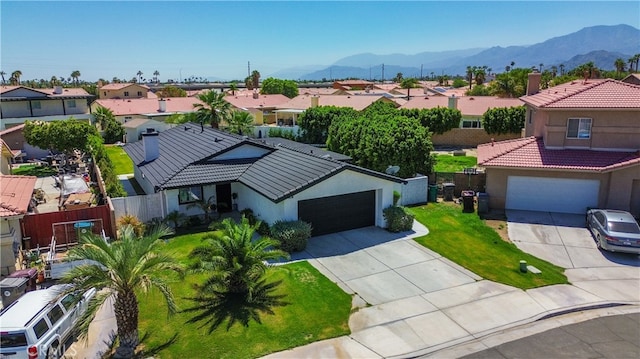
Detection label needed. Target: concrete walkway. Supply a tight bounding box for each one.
[264,221,640,358]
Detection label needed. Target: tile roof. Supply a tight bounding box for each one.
[0,175,37,217]
[224,94,290,109]
[0,124,25,136]
[94,97,202,116]
[520,79,640,108]
[298,88,341,95]
[99,83,150,90]
[0,86,90,98]
[477,137,640,172]
[124,124,402,202]
[276,95,395,111]
[401,96,524,116]
[260,137,351,161]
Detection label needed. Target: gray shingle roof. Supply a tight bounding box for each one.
[259,137,352,162]
[124,123,403,202]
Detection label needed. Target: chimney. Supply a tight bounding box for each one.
[448,94,458,109]
[54,86,63,94]
[311,96,319,107]
[526,72,542,96]
[158,98,166,112]
[142,128,159,162]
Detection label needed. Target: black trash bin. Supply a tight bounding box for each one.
[461,190,475,212]
[443,183,455,201]
[477,192,489,214]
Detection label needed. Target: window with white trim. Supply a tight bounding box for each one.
[124,91,129,97]
[179,186,203,204]
[567,118,591,139]
[461,119,482,128]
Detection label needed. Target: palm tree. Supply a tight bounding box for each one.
[227,111,254,135]
[0,70,5,84]
[634,54,640,72]
[50,76,58,86]
[395,72,403,83]
[11,70,22,85]
[183,217,289,332]
[71,70,81,85]
[187,195,218,223]
[251,70,260,89]
[60,225,183,358]
[400,77,418,100]
[466,66,474,89]
[474,68,486,86]
[153,70,160,83]
[93,105,116,130]
[163,210,186,229]
[559,64,565,76]
[614,58,626,76]
[550,66,558,78]
[137,70,143,83]
[539,63,544,72]
[194,90,232,129]
[229,81,238,95]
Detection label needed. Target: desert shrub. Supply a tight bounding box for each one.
[383,206,414,233]
[117,214,145,237]
[270,220,312,253]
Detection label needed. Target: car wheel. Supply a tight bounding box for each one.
[596,234,603,249]
[47,341,61,359]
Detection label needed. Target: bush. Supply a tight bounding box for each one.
[257,221,271,236]
[383,206,414,233]
[240,208,257,225]
[270,220,312,253]
[117,214,145,237]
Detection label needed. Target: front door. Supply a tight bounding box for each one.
[216,183,232,213]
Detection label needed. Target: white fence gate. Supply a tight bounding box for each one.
[111,192,165,223]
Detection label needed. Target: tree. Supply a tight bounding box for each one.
[395,72,403,82]
[229,81,238,95]
[187,195,218,223]
[194,90,232,129]
[165,112,197,124]
[71,70,81,85]
[103,118,125,144]
[400,107,462,134]
[93,105,116,130]
[0,70,6,84]
[183,217,289,332]
[559,64,565,76]
[260,77,299,98]
[400,77,418,100]
[474,68,486,85]
[244,76,253,90]
[11,70,22,85]
[153,70,160,83]
[298,106,357,144]
[452,78,467,88]
[137,70,143,83]
[156,85,187,98]
[61,225,183,358]
[251,70,260,89]
[227,111,254,135]
[466,66,474,90]
[24,119,98,155]
[614,58,626,76]
[482,106,526,134]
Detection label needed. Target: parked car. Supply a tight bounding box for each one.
[586,209,640,254]
[0,285,96,359]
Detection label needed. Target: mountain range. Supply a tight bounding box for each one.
[268,24,640,81]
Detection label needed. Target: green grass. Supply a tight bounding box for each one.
[409,203,568,289]
[12,164,57,177]
[105,145,134,175]
[137,232,352,358]
[433,154,477,172]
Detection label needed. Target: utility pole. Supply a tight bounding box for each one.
[420,64,423,80]
[382,63,385,83]
[248,61,250,77]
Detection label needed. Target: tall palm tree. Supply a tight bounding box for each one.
[60,225,183,358]
[400,77,418,100]
[395,72,403,83]
[93,105,116,130]
[634,54,640,72]
[0,70,5,84]
[251,70,260,89]
[153,70,160,83]
[550,66,558,78]
[614,58,626,76]
[71,70,81,85]
[137,70,143,83]
[466,66,474,89]
[474,68,486,85]
[11,70,22,85]
[229,81,238,95]
[183,217,289,332]
[539,63,544,72]
[194,90,232,129]
[227,111,254,135]
[559,64,565,76]
[50,76,58,86]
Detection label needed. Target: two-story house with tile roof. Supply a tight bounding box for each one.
[124,124,406,236]
[98,83,151,99]
[478,73,640,216]
[0,86,93,130]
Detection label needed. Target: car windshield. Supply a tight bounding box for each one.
[0,331,28,348]
[608,221,640,234]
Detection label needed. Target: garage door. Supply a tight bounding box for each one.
[506,176,599,214]
[298,190,375,236]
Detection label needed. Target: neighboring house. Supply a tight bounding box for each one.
[1,140,15,174]
[401,95,524,147]
[621,73,640,85]
[298,87,343,96]
[0,86,92,130]
[0,124,48,162]
[333,80,374,90]
[259,137,352,162]
[91,97,202,124]
[0,175,36,275]
[122,118,174,143]
[223,93,290,125]
[124,124,405,236]
[98,83,150,99]
[478,74,640,215]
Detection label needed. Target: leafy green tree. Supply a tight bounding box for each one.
[298,106,358,144]
[61,225,183,358]
[194,90,232,129]
[24,119,98,155]
[482,106,526,134]
[466,84,490,96]
[183,217,289,332]
[153,70,160,83]
[260,77,299,98]
[251,70,260,89]
[452,78,467,88]
[11,70,22,85]
[165,112,197,124]
[227,111,254,135]
[399,107,462,134]
[156,85,187,98]
[103,118,125,144]
[93,105,116,130]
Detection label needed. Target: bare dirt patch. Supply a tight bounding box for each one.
[484,219,510,243]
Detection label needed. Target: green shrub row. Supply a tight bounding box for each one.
[88,136,127,198]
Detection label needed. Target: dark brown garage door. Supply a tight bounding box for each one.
[298,190,375,236]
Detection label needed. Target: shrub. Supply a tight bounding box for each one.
[383,206,414,233]
[257,221,271,236]
[270,220,312,253]
[240,208,257,225]
[393,190,401,206]
[117,214,145,237]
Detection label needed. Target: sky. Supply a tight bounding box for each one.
[1,1,639,82]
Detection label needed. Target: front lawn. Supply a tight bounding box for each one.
[12,164,57,177]
[105,145,134,175]
[137,232,352,358]
[433,154,477,172]
[409,203,568,289]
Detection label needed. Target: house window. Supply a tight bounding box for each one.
[137,91,142,96]
[67,99,76,108]
[124,116,132,122]
[103,91,107,96]
[461,119,482,128]
[32,101,41,109]
[567,118,591,139]
[179,186,202,204]
[124,91,130,97]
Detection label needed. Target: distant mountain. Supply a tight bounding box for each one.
[268,65,328,80]
[295,24,640,80]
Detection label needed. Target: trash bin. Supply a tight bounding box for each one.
[461,190,475,212]
[443,183,455,201]
[477,192,489,214]
[8,268,38,292]
[0,277,29,309]
[428,184,438,202]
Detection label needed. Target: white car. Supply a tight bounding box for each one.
[0,285,95,359]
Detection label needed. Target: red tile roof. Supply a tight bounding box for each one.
[521,79,640,108]
[401,96,524,116]
[298,88,341,95]
[0,175,37,217]
[94,97,203,116]
[276,95,394,111]
[224,94,290,109]
[99,83,150,90]
[0,124,25,136]
[477,137,640,172]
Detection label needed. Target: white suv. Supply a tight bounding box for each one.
[0,285,95,359]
